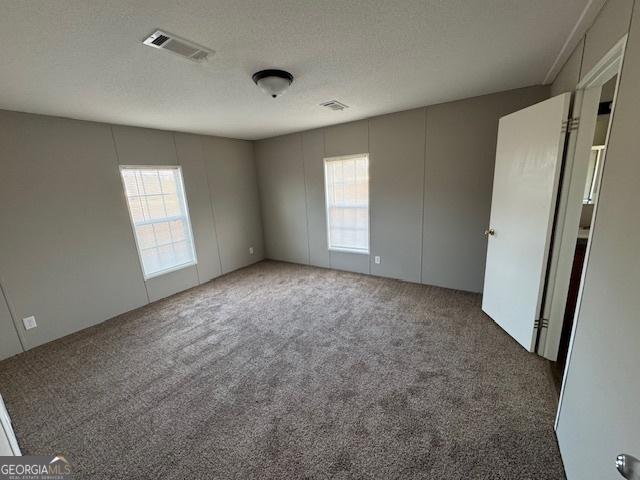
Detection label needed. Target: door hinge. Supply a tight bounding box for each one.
[561,117,580,133]
[534,318,550,329]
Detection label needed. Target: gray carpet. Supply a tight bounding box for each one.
[0,261,565,479]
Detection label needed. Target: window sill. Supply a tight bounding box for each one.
[328,247,369,255]
[143,261,197,281]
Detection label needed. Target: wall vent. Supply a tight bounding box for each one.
[143,30,214,63]
[320,100,349,111]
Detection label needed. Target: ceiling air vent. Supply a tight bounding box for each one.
[320,100,349,111]
[143,30,214,63]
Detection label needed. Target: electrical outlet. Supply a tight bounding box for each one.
[22,316,37,330]
[374,256,381,264]
[249,247,254,255]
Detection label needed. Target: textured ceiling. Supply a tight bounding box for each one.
[0,0,592,140]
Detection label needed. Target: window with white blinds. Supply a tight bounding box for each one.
[120,166,197,279]
[324,154,370,254]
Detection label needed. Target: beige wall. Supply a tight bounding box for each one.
[422,87,551,291]
[593,114,611,145]
[255,86,549,291]
[581,0,634,78]
[204,136,264,274]
[551,39,585,96]
[0,110,264,359]
[0,291,21,360]
[370,109,426,283]
[556,0,640,476]
[255,134,309,265]
[551,0,633,94]
[547,0,640,476]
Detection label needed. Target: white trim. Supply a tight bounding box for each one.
[133,214,186,227]
[554,37,626,430]
[142,260,197,280]
[324,153,367,163]
[119,164,181,170]
[543,0,607,84]
[328,247,370,255]
[577,35,628,89]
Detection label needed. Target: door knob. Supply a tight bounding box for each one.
[617,454,640,479]
[484,228,495,236]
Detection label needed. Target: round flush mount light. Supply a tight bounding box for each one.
[252,69,294,98]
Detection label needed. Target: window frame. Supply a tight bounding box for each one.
[323,153,370,255]
[119,165,198,280]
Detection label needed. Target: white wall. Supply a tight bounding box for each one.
[0,110,264,360]
[255,86,550,291]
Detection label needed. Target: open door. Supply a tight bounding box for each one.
[482,93,571,351]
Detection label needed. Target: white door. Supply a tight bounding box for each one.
[482,93,571,351]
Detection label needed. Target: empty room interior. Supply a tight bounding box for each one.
[0,1,639,479]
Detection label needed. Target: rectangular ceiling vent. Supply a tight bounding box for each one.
[143,30,214,63]
[320,100,349,111]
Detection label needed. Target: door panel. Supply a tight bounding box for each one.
[482,93,570,351]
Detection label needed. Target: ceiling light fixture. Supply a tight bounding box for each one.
[252,69,294,98]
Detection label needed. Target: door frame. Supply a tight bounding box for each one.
[535,35,627,363]
[549,36,627,428]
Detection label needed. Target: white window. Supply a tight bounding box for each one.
[120,166,197,279]
[324,154,369,254]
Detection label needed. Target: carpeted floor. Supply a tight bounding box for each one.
[0,261,565,479]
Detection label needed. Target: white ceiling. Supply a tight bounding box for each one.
[0,0,596,140]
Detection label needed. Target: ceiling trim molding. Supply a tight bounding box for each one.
[543,0,607,85]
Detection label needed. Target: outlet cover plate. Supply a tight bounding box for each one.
[23,316,37,330]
